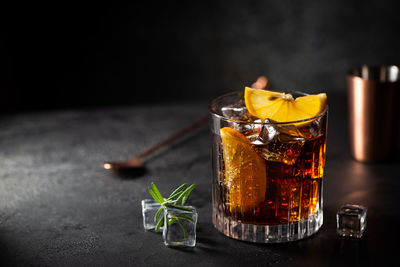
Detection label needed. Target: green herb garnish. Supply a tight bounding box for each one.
[148,182,196,237]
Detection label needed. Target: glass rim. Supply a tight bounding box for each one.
[209,91,328,125]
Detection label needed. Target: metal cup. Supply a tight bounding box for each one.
[347,65,399,162]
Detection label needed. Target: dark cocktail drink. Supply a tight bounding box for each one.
[209,88,328,243]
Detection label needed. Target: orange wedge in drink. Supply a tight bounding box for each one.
[220,127,266,212]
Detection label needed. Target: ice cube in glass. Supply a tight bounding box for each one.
[163,206,197,247]
[221,99,250,121]
[258,119,277,143]
[336,204,367,238]
[141,199,162,230]
[256,120,305,164]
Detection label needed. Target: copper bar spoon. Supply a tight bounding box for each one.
[103,115,209,170]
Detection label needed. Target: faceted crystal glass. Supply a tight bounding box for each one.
[209,91,328,243]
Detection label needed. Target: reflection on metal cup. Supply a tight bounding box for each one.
[347,65,399,162]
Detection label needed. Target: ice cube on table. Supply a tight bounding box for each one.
[336,204,367,238]
[163,206,197,247]
[141,199,162,231]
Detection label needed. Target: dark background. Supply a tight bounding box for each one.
[1,2,400,266]
[1,1,400,113]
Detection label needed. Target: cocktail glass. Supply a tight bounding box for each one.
[209,91,328,243]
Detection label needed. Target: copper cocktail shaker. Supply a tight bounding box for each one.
[347,65,399,162]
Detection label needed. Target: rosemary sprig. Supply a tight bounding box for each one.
[148,182,196,237]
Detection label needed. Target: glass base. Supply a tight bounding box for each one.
[213,210,323,243]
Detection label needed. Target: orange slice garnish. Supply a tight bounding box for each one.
[244,87,327,122]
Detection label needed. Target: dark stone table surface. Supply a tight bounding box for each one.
[1,94,399,266]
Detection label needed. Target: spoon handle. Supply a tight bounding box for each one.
[137,115,208,159]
